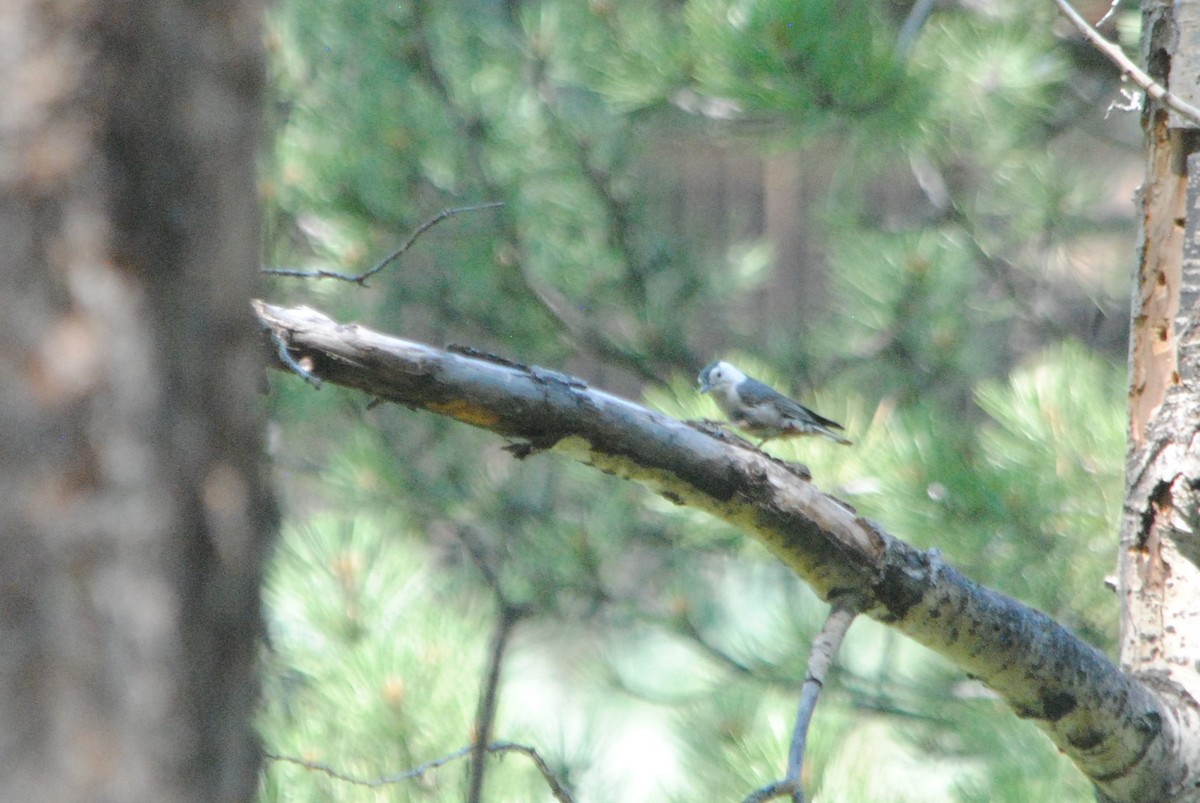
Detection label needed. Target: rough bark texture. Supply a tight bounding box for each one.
[0,1,275,801]
[255,300,1180,800]
[1113,1,1200,798]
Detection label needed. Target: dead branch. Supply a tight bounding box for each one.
[264,202,504,285]
[254,299,1190,801]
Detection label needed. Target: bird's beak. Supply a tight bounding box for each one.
[698,380,711,393]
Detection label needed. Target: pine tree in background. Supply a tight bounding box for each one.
[258,0,1137,799]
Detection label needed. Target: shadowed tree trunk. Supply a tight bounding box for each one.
[0,1,275,801]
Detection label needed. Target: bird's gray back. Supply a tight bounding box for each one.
[737,377,840,428]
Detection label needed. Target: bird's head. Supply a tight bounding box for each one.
[698,360,746,394]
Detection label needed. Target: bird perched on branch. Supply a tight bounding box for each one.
[698,360,852,447]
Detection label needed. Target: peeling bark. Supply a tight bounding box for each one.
[1112,1,1200,798]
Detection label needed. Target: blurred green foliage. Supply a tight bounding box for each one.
[258,0,1136,800]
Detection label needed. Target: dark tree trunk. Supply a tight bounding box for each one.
[0,1,275,801]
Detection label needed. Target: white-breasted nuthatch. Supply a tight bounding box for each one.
[698,360,852,446]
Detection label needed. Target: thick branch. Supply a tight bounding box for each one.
[255,300,1191,801]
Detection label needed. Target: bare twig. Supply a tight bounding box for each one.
[740,603,857,803]
[266,747,473,787]
[1094,0,1124,29]
[741,779,799,803]
[1053,0,1200,125]
[468,604,525,803]
[447,524,531,803]
[896,0,938,57]
[264,202,504,285]
[785,604,857,797]
[268,327,321,388]
[265,741,576,802]
[497,741,578,803]
[454,524,508,594]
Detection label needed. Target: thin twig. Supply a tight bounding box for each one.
[468,604,525,803]
[786,604,856,794]
[741,779,798,803]
[448,524,530,803]
[896,0,938,58]
[742,602,857,803]
[455,524,507,596]
[265,741,576,802]
[1053,0,1200,125]
[264,202,504,285]
[266,746,473,787]
[269,327,321,388]
[499,741,578,803]
[1094,0,1124,29]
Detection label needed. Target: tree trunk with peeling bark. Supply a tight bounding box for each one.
[1112,0,1200,798]
[0,1,275,801]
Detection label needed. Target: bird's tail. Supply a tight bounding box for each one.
[819,426,853,446]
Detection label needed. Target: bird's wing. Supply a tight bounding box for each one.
[739,378,844,430]
[791,402,845,430]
